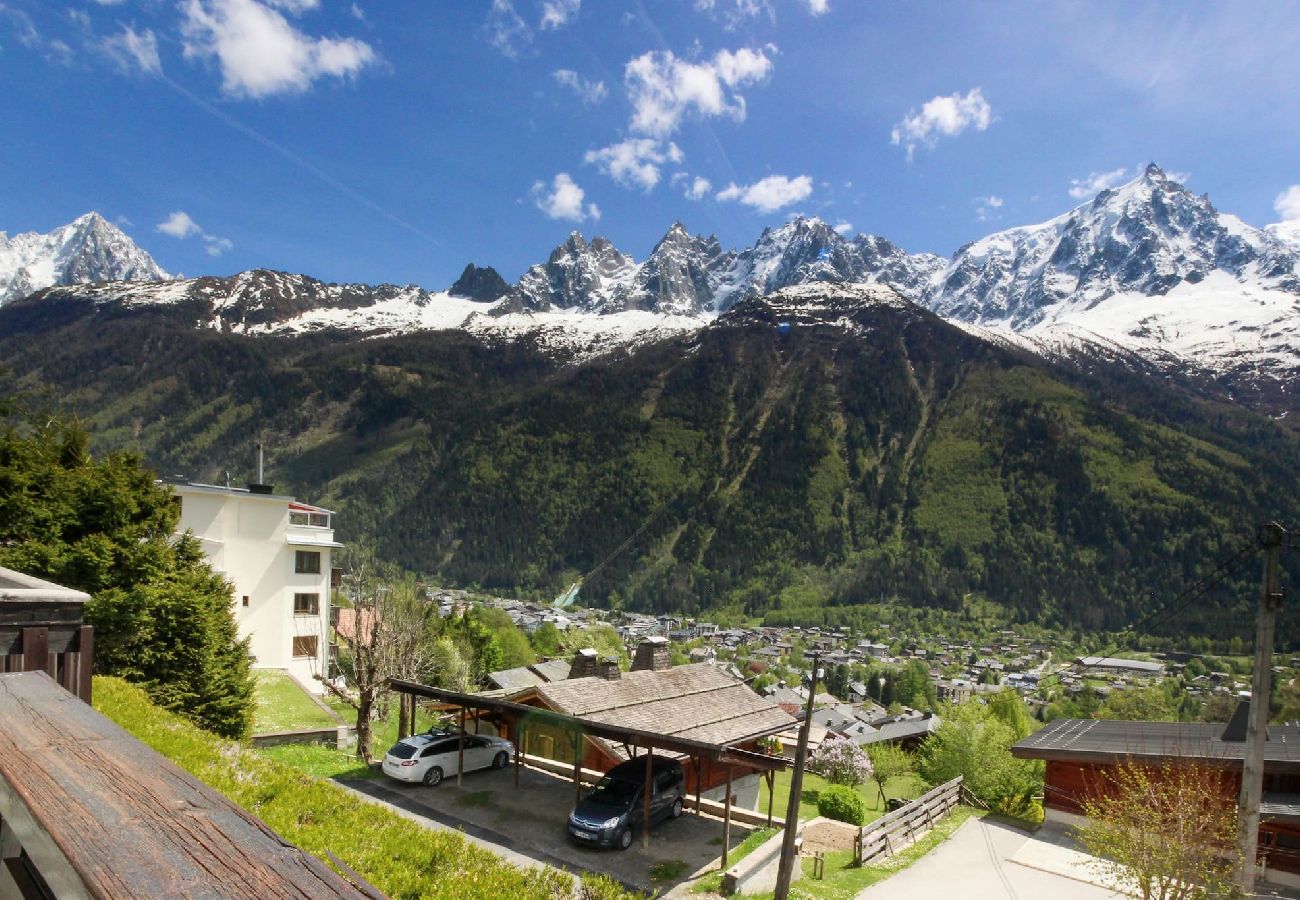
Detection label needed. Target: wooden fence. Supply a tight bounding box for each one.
[853,776,963,866]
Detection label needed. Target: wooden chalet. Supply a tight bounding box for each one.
[0,568,93,702]
[1012,709,1300,887]
[0,671,370,899]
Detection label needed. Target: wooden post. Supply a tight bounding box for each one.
[643,744,653,850]
[457,707,466,786]
[397,692,409,740]
[721,764,733,869]
[766,769,775,827]
[21,626,50,678]
[573,731,583,805]
[694,757,703,813]
[76,626,93,703]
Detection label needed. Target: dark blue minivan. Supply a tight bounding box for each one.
[567,755,686,849]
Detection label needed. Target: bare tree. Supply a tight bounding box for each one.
[324,556,439,764]
[1076,758,1241,900]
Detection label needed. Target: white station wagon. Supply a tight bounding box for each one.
[381,730,514,786]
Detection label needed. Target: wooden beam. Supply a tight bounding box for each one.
[722,764,733,869]
[573,731,583,805]
[21,627,49,678]
[766,769,775,828]
[457,707,466,786]
[694,757,703,814]
[643,743,653,850]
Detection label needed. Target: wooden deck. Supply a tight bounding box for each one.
[0,672,370,898]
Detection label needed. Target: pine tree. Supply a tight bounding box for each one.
[0,413,254,738]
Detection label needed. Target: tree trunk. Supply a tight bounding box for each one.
[356,690,375,765]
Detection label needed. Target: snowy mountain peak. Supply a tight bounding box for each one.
[0,212,171,305]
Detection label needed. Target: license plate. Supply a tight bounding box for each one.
[574,830,594,841]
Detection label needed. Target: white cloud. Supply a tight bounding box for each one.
[686,176,711,200]
[553,69,606,105]
[156,211,202,238]
[1068,167,1128,199]
[694,0,774,30]
[155,210,233,256]
[1273,185,1300,222]
[90,0,126,5]
[180,0,376,99]
[102,26,162,75]
[890,88,992,160]
[624,46,774,138]
[833,219,853,235]
[805,0,829,14]
[584,139,682,191]
[974,195,1003,222]
[540,0,580,30]
[265,0,319,11]
[716,174,812,213]
[531,173,599,222]
[484,0,530,58]
[350,3,365,21]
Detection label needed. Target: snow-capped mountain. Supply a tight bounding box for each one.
[0,212,170,304]
[930,165,1300,393]
[500,215,943,314]
[930,164,1299,326]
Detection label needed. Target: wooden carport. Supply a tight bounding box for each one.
[390,678,789,862]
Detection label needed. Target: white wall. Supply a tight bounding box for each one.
[174,486,333,694]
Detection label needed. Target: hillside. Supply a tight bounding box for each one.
[2,281,1297,640]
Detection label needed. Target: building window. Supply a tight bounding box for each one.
[294,593,320,615]
[290,511,331,528]
[242,595,250,607]
[295,550,321,574]
[292,636,318,658]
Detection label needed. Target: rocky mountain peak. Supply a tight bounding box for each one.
[449,263,510,301]
[0,211,171,305]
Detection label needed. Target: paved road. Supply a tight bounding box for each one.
[854,817,1123,900]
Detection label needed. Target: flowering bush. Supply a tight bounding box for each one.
[809,735,873,787]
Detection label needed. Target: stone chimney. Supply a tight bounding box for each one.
[598,657,622,680]
[570,647,599,679]
[632,635,672,672]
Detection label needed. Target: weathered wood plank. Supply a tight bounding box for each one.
[21,627,49,676]
[0,672,365,898]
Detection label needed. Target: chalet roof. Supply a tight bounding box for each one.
[0,567,90,605]
[1012,717,1300,772]
[486,659,572,693]
[0,672,363,898]
[530,663,794,747]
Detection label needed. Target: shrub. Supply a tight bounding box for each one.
[817,784,867,826]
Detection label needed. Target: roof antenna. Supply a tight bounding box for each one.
[257,442,264,484]
[224,469,231,488]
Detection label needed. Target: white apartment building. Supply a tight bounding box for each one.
[169,480,341,693]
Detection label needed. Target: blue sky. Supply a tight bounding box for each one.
[2,0,1299,287]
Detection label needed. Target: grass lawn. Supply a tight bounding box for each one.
[251,669,340,734]
[786,806,985,899]
[258,694,456,781]
[762,768,924,824]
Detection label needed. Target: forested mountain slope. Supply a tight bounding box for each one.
[2,282,1296,640]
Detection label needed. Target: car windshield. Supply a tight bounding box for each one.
[387,742,418,760]
[587,776,639,807]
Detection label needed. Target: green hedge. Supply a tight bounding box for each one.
[93,677,633,899]
[816,784,867,826]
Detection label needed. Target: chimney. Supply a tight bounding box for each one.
[569,647,599,679]
[632,635,672,672]
[598,657,622,680]
[247,442,274,494]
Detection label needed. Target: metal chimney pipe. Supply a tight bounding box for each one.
[257,443,264,484]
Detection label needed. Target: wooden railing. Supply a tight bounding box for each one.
[0,624,94,702]
[853,776,963,866]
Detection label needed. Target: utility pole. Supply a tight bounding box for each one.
[775,653,820,900]
[1237,521,1286,896]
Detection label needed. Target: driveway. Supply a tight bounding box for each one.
[340,763,753,895]
[854,817,1124,900]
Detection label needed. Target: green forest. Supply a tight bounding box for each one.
[2,287,1297,642]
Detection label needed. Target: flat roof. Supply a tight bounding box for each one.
[164,479,296,502]
[0,567,90,605]
[0,672,365,898]
[1013,717,1300,772]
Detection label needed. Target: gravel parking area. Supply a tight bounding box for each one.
[342,763,755,894]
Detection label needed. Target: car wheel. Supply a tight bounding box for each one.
[493,751,509,770]
[423,766,443,787]
[671,796,683,819]
[617,828,633,850]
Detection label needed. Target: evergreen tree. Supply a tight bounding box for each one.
[0,414,254,738]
